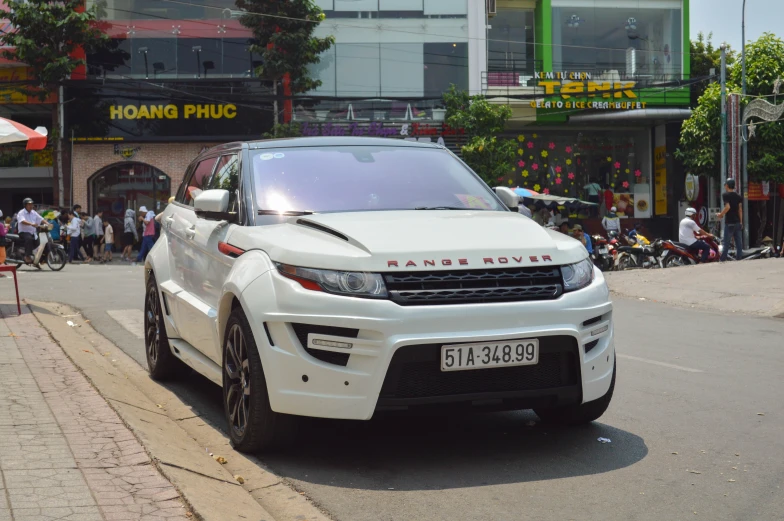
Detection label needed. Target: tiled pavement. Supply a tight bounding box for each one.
[0,304,190,521]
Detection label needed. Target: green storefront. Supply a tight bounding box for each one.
[488,0,691,238]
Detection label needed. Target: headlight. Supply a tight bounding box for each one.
[561,258,595,292]
[276,263,388,298]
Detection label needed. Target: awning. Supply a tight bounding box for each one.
[0,117,48,150]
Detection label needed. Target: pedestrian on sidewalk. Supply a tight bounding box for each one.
[0,210,7,270]
[135,206,157,264]
[122,208,138,262]
[101,220,114,263]
[67,210,84,263]
[92,209,104,260]
[82,213,96,263]
[717,178,743,261]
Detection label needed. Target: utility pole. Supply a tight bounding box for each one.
[741,0,749,248]
[720,44,727,182]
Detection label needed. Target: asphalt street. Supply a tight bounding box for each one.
[5,263,784,521]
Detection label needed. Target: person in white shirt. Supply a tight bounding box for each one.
[17,198,44,265]
[678,207,714,263]
[67,210,85,263]
[92,210,104,260]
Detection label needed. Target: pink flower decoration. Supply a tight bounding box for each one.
[518,160,526,168]
[555,178,563,185]
[543,188,550,195]
[527,141,535,149]
[565,146,573,153]
[577,158,581,165]
[555,166,562,173]
[622,181,630,188]
[532,163,539,171]
[497,177,504,182]
[635,169,642,177]
[548,142,556,150]
[614,161,621,169]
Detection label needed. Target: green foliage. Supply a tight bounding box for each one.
[262,122,302,139]
[0,0,107,99]
[443,86,516,186]
[237,0,335,94]
[678,32,784,183]
[690,32,735,106]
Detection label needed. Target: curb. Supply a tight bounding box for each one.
[28,300,333,521]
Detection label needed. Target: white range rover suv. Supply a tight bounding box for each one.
[145,137,615,452]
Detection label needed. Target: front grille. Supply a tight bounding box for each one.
[379,336,579,401]
[382,267,563,306]
[291,324,357,367]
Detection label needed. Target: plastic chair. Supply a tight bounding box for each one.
[0,265,21,316]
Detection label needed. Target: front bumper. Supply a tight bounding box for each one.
[240,268,614,420]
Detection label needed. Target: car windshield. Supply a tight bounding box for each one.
[251,146,505,214]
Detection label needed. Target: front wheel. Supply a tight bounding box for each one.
[46,248,67,271]
[144,274,185,380]
[535,358,616,426]
[223,307,293,453]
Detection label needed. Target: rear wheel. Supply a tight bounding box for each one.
[46,248,67,271]
[664,254,690,268]
[616,255,631,271]
[535,358,616,426]
[223,307,293,453]
[145,274,185,380]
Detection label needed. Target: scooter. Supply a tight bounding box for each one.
[661,235,721,267]
[5,223,67,271]
[591,234,613,271]
[615,238,666,270]
[727,237,775,261]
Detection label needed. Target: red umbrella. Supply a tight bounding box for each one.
[0,117,48,150]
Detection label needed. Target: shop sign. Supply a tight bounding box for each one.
[654,146,667,215]
[114,145,141,160]
[532,71,644,110]
[684,173,699,201]
[0,67,56,104]
[748,182,769,201]
[109,104,237,120]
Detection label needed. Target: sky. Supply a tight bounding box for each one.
[690,0,784,51]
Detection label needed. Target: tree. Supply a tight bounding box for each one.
[236,0,334,124]
[690,32,735,106]
[0,0,107,207]
[443,86,516,186]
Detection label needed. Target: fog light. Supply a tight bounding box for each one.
[311,338,353,350]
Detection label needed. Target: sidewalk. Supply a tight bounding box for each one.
[0,304,190,521]
[606,258,784,318]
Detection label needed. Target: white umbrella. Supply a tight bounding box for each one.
[0,117,48,150]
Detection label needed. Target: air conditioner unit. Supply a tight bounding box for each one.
[487,0,497,17]
[626,47,637,77]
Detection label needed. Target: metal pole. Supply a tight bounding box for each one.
[741,0,750,247]
[720,44,727,182]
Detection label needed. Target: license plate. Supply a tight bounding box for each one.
[441,340,539,372]
[598,246,609,254]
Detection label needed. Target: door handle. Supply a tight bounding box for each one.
[164,216,174,229]
[185,225,196,240]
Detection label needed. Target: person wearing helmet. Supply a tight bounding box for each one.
[17,197,44,266]
[602,206,621,233]
[679,207,713,262]
[716,178,743,261]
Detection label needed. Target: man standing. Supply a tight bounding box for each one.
[717,178,743,261]
[679,207,713,263]
[584,179,602,217]
[67,210,84,263]
[17,198,44,266]
[92,210,104,260]
[601,206,621,234]
[135,206,157,263]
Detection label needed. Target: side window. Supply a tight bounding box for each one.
[207,154,240,212]
[175,163,195,203]
[178,157,217,206]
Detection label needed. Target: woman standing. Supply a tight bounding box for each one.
[122,209,138,262]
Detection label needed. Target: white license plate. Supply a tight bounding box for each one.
[441,340,539,372]
[598,246,609,254]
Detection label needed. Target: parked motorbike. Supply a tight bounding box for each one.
[728,237,775,261]
[591,234,613,271]
[615,238,666,270]
[661,235,721,267]
[5,223,67,271]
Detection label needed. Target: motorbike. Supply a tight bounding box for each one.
[727,237,775,261]
[615,238,666,270]
[5,223,67,271]
[591,234,613,271]
[661,235,721,267]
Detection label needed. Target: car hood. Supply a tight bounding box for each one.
[228,210,588,272]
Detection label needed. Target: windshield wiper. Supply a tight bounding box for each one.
[414,206,471,211]
[257,210,314,216]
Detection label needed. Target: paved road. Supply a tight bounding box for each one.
[5,264,784,520]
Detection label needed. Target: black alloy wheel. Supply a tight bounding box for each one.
[144,274,184,379]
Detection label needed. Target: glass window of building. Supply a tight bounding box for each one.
[487,9,536,76]
[552,0,683,81]
[89,0,236,21]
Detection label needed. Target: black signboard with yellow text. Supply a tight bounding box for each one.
[65,81,274,142]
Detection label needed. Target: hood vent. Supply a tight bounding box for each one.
[296,219,349,242]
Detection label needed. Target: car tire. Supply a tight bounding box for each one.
[534,358,616,426]
[145,274,186,380]
[223,306,293,453]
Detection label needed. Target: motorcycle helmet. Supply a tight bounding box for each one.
[685,207,697,216]
[23,197,34,206]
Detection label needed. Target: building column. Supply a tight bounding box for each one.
[468,0,488,96]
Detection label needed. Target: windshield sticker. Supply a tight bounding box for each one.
[273,153,285,159]
[456,194,493,209]
[260,153,274,160]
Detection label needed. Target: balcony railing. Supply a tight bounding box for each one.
[291,98,448,123]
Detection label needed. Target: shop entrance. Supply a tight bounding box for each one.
[89,162,171,248]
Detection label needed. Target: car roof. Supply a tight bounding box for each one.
[196,137,442,159]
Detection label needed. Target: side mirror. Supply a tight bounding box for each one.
[194,189,237,223]
[494,187,520,211]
